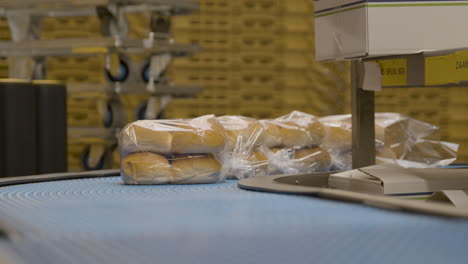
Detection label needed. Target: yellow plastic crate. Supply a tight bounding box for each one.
[446,103,468,122]
[42,16,101,32]
[232,52,316,70]
[281,71,319,87]
[172,31,233,50]
[47,56,106,72]
[446,87,468,104]
[238,90,282,107]
[0,17,11,40]
[67,112,102,127]
[67,95,109,127]
[232,15,314,34]
[173,14,314,34]
[236,105,282,119]
[407,88,448,105]
[121,94,151,122]
[167,68,232,87]
[0,58,8,78]
[453,139,468,162]
[231,70,284,89]
[165,104,196,118]
[170,52,233,69]
[233,33,315,52]
[165,103,232,119]
[172,15,233,32]
[126,13,150,39]
[171,51,317,70]
[197,87,240,103]
[440,121,468,140]
[198,0,314,15]
[47,69,106,83]
[41,30,101,40]
[283,0,314,14]
[281,88,309,105]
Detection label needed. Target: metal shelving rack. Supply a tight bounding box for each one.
[0,0,203,170]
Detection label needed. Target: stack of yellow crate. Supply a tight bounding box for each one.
[165,0,349,119]
[41,16,102,39]
[0,18,10,77]
[40,16,113,171]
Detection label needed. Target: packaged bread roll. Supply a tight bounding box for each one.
[221,146,270,179]
[261,111,325,148]
[375,113,409,158]
[119,115,226,185]
[171,154,222,184]
[119,122,173,154]
[120,115,225,155]
[268,146,332,174]
[121,153,223,185]
[321,113,458,169]
[320,113,409,155]
[217,115,267,179]
[122,152,173,184]
[402,140,458,166]
[217,115,264,151]
[319,114,352,151]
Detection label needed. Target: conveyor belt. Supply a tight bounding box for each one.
[0,177,467,263]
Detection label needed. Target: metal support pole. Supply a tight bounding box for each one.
[351,60,376,169]
[6,15,38,79]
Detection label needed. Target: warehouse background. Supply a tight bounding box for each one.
[1,0,466,171]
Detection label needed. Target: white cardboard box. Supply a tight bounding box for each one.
[329,164,468,196]
[314,0,468,61]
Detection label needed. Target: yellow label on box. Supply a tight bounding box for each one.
[374,59,407,86]
[72,47,108,54]
[425,50,468,86]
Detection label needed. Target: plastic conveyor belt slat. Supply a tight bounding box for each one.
[0,177,467,264]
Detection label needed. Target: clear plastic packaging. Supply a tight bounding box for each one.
[119,115,226,184]
[217,116,268,179]
[320,113,458,170]
[260,111,325,148]
[260,111,331,174]
[266,146,332,175]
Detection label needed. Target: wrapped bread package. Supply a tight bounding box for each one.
[119,115,226,184]
[260,111,331,174]
[267,146,332,174]
[261,111,325,148]
[320,113,457,170]
[217,116,268,179]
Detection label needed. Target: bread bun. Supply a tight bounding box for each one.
[321,113,410,155]
[120,115,226,154]
[375,114,409,158]
[376,146,398,160]
[293,147,331,171]
[403,140,457,164]
[269,147,331,173]
[249,149,269,163]
[122,152,172,184]
[120,121,172,154]
[171,115,226,154]
[171,154,221,184]
[223,147,269,179]
[217,116,264,151]
[261,111,324,148]
[319,115,352,151]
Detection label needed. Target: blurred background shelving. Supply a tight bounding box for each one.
[1,0,467,171]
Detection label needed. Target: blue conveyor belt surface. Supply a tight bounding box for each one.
[0,177,467,264]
